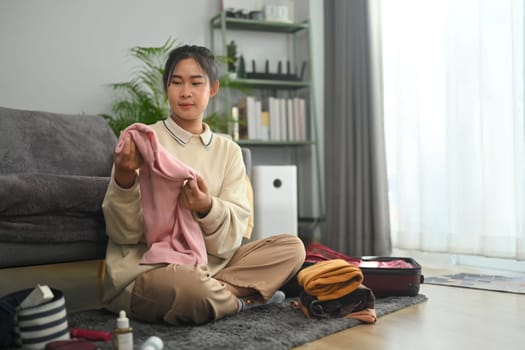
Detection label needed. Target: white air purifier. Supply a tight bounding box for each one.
[251,165,298,240]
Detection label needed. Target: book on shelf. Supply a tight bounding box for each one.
[236,99,248,140]
[260,111,270,140]
[237,96,257,140]
[287,98,294,141]
[294,97,307,141]
[235,96,307,142]
[279,98,287,141]
[231,106,239,141]
[268,96,280,141]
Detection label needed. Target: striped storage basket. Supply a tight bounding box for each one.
[16,289,70,349]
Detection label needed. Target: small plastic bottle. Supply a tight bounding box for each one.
[140,336,164,350]
[113,310,133,350]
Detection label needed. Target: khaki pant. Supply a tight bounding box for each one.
[130,234,305,325]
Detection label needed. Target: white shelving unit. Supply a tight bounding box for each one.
[210,12,324,237]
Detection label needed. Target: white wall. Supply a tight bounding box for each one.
[0,0,321,118]
[0,0,324,223]
[0,0,220,115]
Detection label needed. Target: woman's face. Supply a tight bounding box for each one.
[167,58,218,132]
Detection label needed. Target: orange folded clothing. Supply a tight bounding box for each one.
[297,259,364,301]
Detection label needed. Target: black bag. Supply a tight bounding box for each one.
[0,288,70,349]
[0,289,32,349]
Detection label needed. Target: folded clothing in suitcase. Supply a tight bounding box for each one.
[282,243,424,298]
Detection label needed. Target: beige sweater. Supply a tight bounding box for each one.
[101,118,252,314]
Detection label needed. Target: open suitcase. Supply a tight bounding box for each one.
[359,256,423,297]
[282,243,424,298]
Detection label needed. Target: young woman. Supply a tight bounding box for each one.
[101,45,305,325]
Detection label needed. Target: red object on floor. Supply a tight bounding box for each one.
[70,328,112,342]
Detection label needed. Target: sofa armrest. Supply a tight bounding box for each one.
[241,147,251,178]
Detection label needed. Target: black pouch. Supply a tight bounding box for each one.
[0,287,70,349]
[0,289,33,349]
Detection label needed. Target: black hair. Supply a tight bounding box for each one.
[163,45,218,93]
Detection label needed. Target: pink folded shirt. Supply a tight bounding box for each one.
[116,123,208,266]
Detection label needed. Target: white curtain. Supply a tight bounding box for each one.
[381,0,525,260]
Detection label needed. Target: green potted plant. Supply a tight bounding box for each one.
[101,38,176,136]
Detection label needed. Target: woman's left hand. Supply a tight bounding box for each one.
[179,174,212,216]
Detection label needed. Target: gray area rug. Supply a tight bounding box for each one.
[65,295,427,350]
[425,273,525,294]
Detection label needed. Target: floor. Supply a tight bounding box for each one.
[0,260,103,312]
[1,258,524,350]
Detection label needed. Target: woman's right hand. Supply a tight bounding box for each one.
[113,134,143,188]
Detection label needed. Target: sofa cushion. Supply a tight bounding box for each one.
[0,107,116,267]
[0,107,116,176]
[0,174,109,216]
[0,215,107,244]
[0,173,110,245]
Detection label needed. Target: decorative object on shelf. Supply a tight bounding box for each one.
[224,8,236,17]
[222,0,292,22]
[225,8,250,19]
[249,10,264,20]
[245,59,304,81]
[264,3,292,23]
[226,40,238,78]
[298,61,307,80]
[237,54,246,78]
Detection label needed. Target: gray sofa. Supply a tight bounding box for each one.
[0,106,252,269]
[0,106,117,268]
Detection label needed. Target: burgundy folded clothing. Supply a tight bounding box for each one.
[45,339,99,350]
